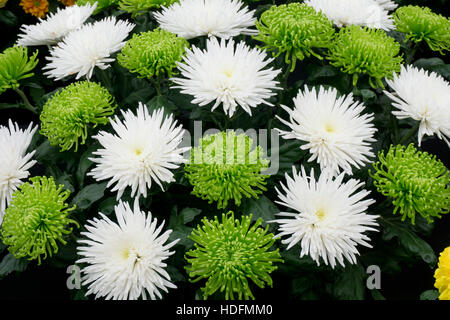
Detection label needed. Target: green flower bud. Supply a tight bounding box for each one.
[254,3,335,71]
[394,5,450,54]
[40,81,116,152]
[370,144,450,224]
[1,176,78,265]
[185,211,283,300]
[118,28,189,80]
[185,130,270,209]
[327,25,403,88]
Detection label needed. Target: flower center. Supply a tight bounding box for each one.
[324,122,335,133]
[315,208,326,220]
[222,69,233,78]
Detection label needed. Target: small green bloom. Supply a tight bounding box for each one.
[75,0,120,14]
[253,3,335,71]
[394,5,450,54]
[0,176,78,265]
[185,131,270,209]
[0,45,38,95]
[118,28,189,80]
[119,0,177,17]
[185,211,283,300]
[327,25,403,88]
[40,81,116,152]
[370,144,450,225]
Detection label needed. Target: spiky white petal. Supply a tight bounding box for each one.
[305,0,397,31]
[277,86,377,176]
[154,0,257,39]
[384,65,450,147]
[171,37,281,117]
[0,120,37,224]
[88,103,190,200]
[43,17,135,81]
[271,166,379,268]
[17,3,97,47]
[77,200,179,300]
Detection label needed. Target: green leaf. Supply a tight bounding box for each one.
[169,229,194,249]
[306,64,338,82]
[0,10,18,27]
[381,217,437,267]
[420,289,439,300]
[413,58,450,79]
[178,207,202,224]
[98,197,117,215]
[76,144,97,188]
[241,195,279,225]
[332,263,366,300]
[146,95,178,117]
[0,253,28,279]
[120,86,155,106]
[71,183,107,210]
[54,173,75,194]
[271,140,306,178]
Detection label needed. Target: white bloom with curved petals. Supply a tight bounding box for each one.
[154,0,257,39]
[88,103,190,199]
[77,200,179,300]
[277,86,377,176]
[171,37,281,117]
[305,0,397,31]
[43,16,135,81]
[0,120,37,224]
[271,166,379,268]
[384,65,450,147]
[17,3,97,47]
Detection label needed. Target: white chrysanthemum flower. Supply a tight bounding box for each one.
[43,17,135,81]
[17,3,97,47]
[305,0,397,31]
[171,37,281,117]
[271,166,379,268]
[154,0,257,39]
[384,65,450,147]
[0,120,37,224]
[277,86,377,176]
[77,200,179,300]
[88,103,189,199]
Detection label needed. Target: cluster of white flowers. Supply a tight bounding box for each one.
[4,0,447,301]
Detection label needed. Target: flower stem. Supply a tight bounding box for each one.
[14,88,37,114]
[150,76,162,96]
[405,42,418,64]
[398,122,420,145]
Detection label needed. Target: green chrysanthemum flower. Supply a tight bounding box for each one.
[0,45,38,95]
[40,81,116,152]
[394,5,450,54]
[185,211,283,300]
[0,176,78,265]
[370,144,450,224]
[119,0,177,17]
[118,28,189,80]
[76,0,120,14]
[185,131,270,209]
[327,25,403,88]
[253,3,335,71]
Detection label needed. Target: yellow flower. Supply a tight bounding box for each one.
[434,247,450,300]
[0,0,8,9]
[20,0,49,18]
